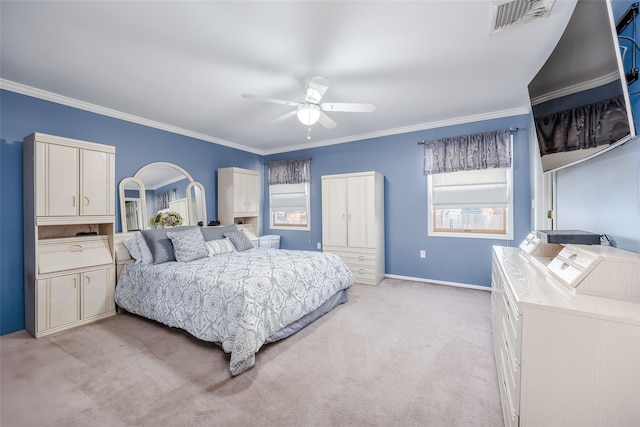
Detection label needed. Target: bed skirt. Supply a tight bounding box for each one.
[265,288,349,343]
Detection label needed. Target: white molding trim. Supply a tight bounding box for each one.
[2,78,531,156]
[384,273,491,291]
[0,79,263,155]
[263,105,530,155]
[529,71,619,106]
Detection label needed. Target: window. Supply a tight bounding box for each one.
[428,166,513,239]
[269,182,310,230]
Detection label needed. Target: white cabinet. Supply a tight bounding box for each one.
[36,267,115,333]
[218,167,260,232]
[24,133,116,338]
[492,244,640,427]
[321,172,384,285]
[33,133,115,220]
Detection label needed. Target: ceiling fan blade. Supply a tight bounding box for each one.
[321,102,376,113]
[304,76,330,103]
[318,111,337,129]
[269,109,298,125]
[242,93,300,107]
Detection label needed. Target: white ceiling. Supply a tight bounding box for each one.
[0,1,578,155]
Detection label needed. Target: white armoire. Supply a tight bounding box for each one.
[23,133,116,338]
[217,167,260,233]
[321,171,384,285]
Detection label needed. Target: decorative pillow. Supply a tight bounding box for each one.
[141,225,195,264]
[134,231,153,264]
[223,231,254,252]
[200,224,239,242]
[167,227,208,263]
[205,238,236,257]
[122,236,141,263]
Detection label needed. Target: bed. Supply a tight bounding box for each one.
[114,225,354,375]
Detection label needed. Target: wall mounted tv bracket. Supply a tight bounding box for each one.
[617,2,639,85]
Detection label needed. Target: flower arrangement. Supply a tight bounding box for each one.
[150,211,183,228]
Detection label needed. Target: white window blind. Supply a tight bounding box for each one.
[431,168,509,209]
[270,183,307,211]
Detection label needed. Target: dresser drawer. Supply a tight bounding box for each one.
[38,236,113,274]
[498,348,520,427]
[329,250,376,267]
[349,265,378,285]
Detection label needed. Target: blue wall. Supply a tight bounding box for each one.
[1,89,532,336]
[262,114,533,287]
[555,0,640,253]
[0,90,261,335]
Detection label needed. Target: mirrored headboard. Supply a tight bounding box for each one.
[119,162,207,232]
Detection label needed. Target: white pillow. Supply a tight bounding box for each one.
[205,238,236,257]
[122,236,142,263]
[134,231,153,264]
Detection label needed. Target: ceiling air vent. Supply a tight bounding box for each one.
[491,0,556,33]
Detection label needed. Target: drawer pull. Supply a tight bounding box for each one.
[358,255,365,262]
[85,276,91,286]
[358,269,366,275]
[83,196,90,207]
[69,245,83,254]
[561,262,570,270]
[568,253,578,261]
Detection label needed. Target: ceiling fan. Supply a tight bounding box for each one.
[241,76,376,129]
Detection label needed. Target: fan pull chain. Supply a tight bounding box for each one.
[307,127,312,140]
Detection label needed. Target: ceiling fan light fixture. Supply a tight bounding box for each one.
[297,104,321,125]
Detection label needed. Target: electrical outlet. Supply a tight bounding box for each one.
[317,242,322,250]
[420,250,426,258]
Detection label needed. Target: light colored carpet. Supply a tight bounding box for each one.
[1,279,503,427]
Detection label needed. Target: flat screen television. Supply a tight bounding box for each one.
[528,0,636,173]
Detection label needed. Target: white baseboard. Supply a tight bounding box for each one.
[384,274,491,292]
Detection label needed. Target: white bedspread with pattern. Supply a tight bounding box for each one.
[115,248,354,375]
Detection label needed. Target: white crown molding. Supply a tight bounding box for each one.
[2,78,529,157]
[0,79,263,155]
[529,71,620,106]
[263,105,530,155]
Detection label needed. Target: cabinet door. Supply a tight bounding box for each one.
[82,268,115,319]
[322,177,348,247]
[42,143,79,216]
[346,175,375,248]
[233,171,259,214]
[37,274,80,331]
[80,149,114,216]
[244,172,260,215]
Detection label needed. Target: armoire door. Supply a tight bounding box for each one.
[321,177,348,247]
[345,175,374,248]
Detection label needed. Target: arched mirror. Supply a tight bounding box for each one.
[119,162,207,232]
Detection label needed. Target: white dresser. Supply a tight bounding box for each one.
[321,171,384,285]
[23,133,116,338]
[491,236,640,426]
